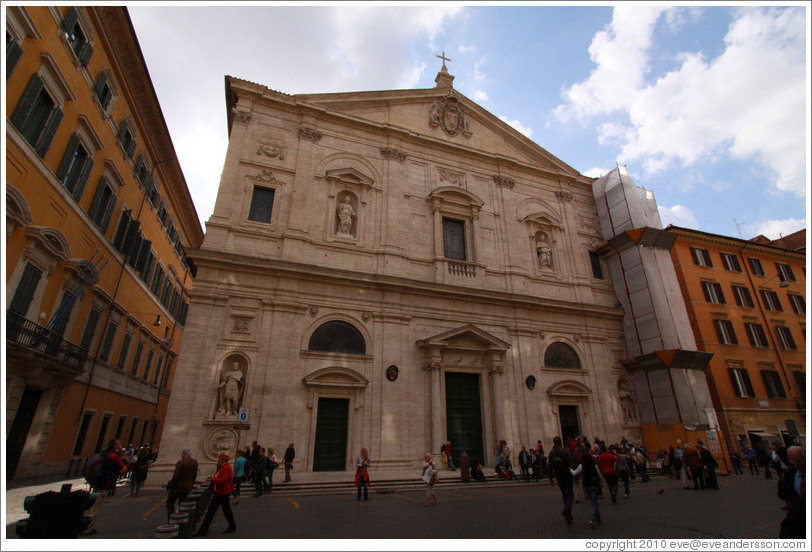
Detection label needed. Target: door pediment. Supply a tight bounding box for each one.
[303,367,368,388]
[547,379,592,398]
[417,323,511,353]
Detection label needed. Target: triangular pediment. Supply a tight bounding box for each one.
[303,367,368,388]
[417,324,511,352]
[324,167,375,187]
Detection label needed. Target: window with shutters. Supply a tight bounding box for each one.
[72,412,94,456]
[760,289,782,311]
[729,367,755,398]
[775,326,797,350]
[161,278,173,308]
[114,415,127,442]
[8,263,43,318]
[112,209,132,253]
[153,349,166,386]
[732,285,755,308]
[701,281,726,304]
[691,247,713,267]
[11,73,62,157]
[117,118,137,159]
[79,306,101,352]
[142,340,157,381]
[6,30,23,81]
[128,418,139,447]
[761,370,787,399]
[713,319,738,345]
[87,177,116,233]
[93,69,116,114]
[792,371,805,400]
[93,414,112,454]
[443,218,467,260]
[130,335,146,376]
[116,327,134,370]
[140,247,156,287]
[720,252,742,272]
[744,322,769,348]
[151,264,165,297]
[57,137,92,199]
[776,263,796,283]
[99,320,119,362]
[788,294,805,315]
[747,257,765,276]
[60,7,93,67]
[248,186,276,223]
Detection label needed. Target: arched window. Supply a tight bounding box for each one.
[308,321,366,355]
[544,342,581,369]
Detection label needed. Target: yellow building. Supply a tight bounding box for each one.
[5,6,203,479]
[666,226,806,456]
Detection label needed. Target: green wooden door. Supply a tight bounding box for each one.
[445,372,484,466]
[313,398,349,471]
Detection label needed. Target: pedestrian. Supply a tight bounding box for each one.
[284,442,295,482]
[635,446,650,482]
[745,446,759,475]
[698,441,719,489]
[616,447,632,498]
[165,447,198,523]
[421,452,439,506]
[252,447,266,497]
[82,439,128,536]
[757,445,773,479]
[683,443,704,489]
[519,445,531,482]
[470,459,487,482]
[548,436,574,524]
[266,447,279,493]
[572,445,602,529]
[444,441,456,471]
[777,446,805,539]
[597,444,620,504]
[571,445,584,503]
[129,445,150,497]
[355,447,370,501]
[233,449,246,504]
[729,449,743,476]
[193,451,237,536]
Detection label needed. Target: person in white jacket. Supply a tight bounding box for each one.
[421,452,439,506]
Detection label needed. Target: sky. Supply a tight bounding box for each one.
[126,2,810,242]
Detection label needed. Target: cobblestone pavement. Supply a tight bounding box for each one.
[4,473,793,541]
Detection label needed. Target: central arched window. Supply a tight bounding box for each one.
[544,342,581,369]
[308,321,366,355]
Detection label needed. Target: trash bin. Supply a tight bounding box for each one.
[170,512,191,538]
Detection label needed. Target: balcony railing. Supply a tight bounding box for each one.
[6,311,88,368]
[447,260,477,278]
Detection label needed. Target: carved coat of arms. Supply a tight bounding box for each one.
[429,97,471,137]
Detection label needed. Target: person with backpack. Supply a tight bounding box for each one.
[548,436,575,524]
[82,439,127,536]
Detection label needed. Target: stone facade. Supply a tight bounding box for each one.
[153,68,635,480]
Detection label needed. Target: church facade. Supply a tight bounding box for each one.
[155,65,641,477]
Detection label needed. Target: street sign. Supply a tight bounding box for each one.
[238,407,249,422]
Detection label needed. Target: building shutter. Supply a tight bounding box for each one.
[9,263,43,317]
[121,219,141,256]
[73,157,94,201]
[11,73,43,130]
[6,39,23,80]
[87,176,108,222]
[78,42,93,67]
[61,7,79,33]
[56,133,81,182]
[93,70,108,98]
[132,239,151,273]
[100,191,116,233]
[35,105,63,157]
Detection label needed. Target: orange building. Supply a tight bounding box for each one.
[6,6,203,479]
[666,226,806,457]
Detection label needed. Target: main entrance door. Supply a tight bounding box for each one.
[7,387,42,479]
[445,372,484,467]
[313,398,349,471]
[558,405,581,441]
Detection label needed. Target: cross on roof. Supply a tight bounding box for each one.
[436,51,452,69]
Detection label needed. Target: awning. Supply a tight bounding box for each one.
[748,431,780,440]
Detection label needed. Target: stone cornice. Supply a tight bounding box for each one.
[187,247,625,322]
[667,226,805,261]
[89,7,203,246]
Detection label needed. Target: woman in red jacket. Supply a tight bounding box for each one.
[193,451,237,536]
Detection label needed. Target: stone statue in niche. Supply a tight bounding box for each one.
[336,194,356,235]
[217,360,245,417]
[536,235,553,270]
[619,379,638,423]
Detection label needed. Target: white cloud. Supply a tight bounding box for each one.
[474,90,489,103]
[499,116,532,138]
[658,204,699,229]
[747,218,806,241]
[458,44,474,53]
[582,167,612,178]
[555,7,807,197]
